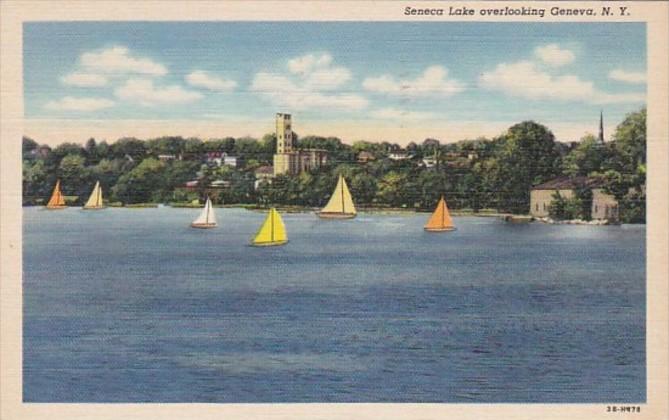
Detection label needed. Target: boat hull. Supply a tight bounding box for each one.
[45,205,67,210]
[424,227,457,232]
[191,223,217,229]
[317,212,356,219]
[83,206,106,210]
[250,240,288,247]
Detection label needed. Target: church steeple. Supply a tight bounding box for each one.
[598,110,604,143]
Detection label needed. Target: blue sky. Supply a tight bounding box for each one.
[23,22,646,145]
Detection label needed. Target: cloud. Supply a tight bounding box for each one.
[370,107,436,121]
[286,53,351,90]
[252,72,367,111]
[80,46,167,76]
[115,79,202,106]
[186,70,237,92]
[61,72,108,87]
[608,69,646,84]
[534,44,575,67]
[363,66,464,97]
[251,53,365,111]
[44,96,115,112]
[479,60,644,104]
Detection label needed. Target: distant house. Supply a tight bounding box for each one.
[357,151,376,164]
[205,151,239,168]
[158,154,177,162]
[388,150,411,161]
[422,156,437,168]
[254,165,274,190]
[530,176,619,221]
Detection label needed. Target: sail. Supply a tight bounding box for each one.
[84,181,104,208]
[252,208,287,245]
[321,175,357,214]
[192,197,217,225]
[425,196,454,230]
[46,180,66,207]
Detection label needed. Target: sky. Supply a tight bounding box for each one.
[23,22,646,146]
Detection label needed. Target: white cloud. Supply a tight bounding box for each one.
[288,53,333,76]
[370,107,436,121]
[61,72,108,87]
[186,70,237,92]
[534,44,575,67]
[251,53,364,111]
[80,46,167,76]
[609,69,646,84]
[479,60,644,104]
[44,96,115,112]
[252,72,367,111]
[115,79,202,106]
[362,66,464,97]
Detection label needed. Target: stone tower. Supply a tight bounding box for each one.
[276,113,294,153]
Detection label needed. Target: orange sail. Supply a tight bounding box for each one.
[46,180,67,209]
[424,196,455,232]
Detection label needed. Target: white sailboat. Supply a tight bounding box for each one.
[191,197,217,229]
[83,181,105,210]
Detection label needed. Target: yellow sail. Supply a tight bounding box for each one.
[46,180,66,209]
[252,208,287,246]
[319,174,356,218]
[424,196,455,232]
[83,181,104,209]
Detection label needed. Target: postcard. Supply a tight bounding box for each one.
[1,1,667,419]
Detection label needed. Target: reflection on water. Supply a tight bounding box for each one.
[23,207,645,402]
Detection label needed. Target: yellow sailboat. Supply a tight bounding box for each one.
[46,180,67,209]
[83,181,105,210]
[317,174,357,219]
[424,195,456,232]
[251,208,288,247]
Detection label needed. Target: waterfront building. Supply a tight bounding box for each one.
[273,113,328,176]
[254,165,274,190]
[530,176,619,221]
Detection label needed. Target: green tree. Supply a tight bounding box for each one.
[562,134,606,176]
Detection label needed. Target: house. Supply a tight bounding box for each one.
[205,151,239,168]
[357,151,376,164]
[530,176,619,221]
[158,154,177,162]
[254,165,274,190]
[388,150,411,161]
[422,156,437,168]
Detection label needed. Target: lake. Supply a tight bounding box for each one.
[23,207,646,402]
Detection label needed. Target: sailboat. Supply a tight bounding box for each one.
[191,196,217,229]
[251,208,287,247]
[317,174,357,219]
[46,180,67,209]
[424,195,456,232]
[83,181,105,210]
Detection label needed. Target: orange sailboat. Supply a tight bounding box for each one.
[424,195,455,232]
[46,180,67,210]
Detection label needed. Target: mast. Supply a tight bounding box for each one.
[271,209,274,242]
[340,175,345,214]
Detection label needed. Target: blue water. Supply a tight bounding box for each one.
[23,207,646,402]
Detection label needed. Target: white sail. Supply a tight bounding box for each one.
[84,181,104,208]
[321,175,357,215]
[192,197,217,226]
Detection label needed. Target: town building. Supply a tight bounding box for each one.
[273,113,328,176]
[388,150,412,161]
[357,151,376,164]
[254,165,274,190]
[530,176,619,221]
[205,151,239,168]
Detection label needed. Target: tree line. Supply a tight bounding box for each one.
[22,108,646,222]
